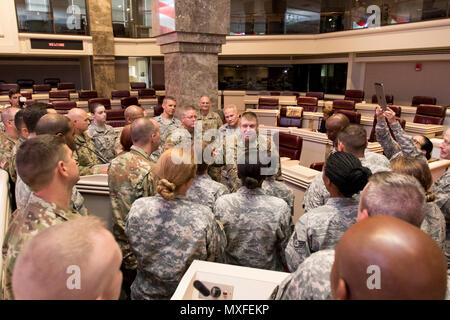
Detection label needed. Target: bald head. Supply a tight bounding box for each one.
[12,216,123,300]
[124,105,144,124]
[326,113,350,142]
[331,215,447,300]
[131,117,160,152]
[67,108,90,134]
[1,107,20,124]
[36,114,76,151]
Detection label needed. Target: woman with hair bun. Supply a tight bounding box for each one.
[214,151,293,272]
[125,147,227,300]
[285,151,372,272]
[390,156,446,251]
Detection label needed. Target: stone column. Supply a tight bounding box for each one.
[152,0,230,116]
[87,0,115,99]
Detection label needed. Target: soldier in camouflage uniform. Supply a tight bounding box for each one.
[108,118,160,298]
[151,96,181,160]
[303,124,390,212]
[273,249,334,300]
[114,105,144,154]
[262,176,295,215]
[1,135,82,299]
[218,104,240,187]
[88,103,117,162]
[67,108,104,175]
[126,148,226,300]
[163,106,198,151]
[214,150,292,271]
[0,107,20,183]
[286,152,371,272]
[186,143,229,212]
[198,96,224,182]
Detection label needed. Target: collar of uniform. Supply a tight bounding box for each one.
[158,115,177,125]
[75,131,88,143]
[4,133,18,144]
[89,122,107,133]
[238,186,265,196]
[28,193,77,221]
[130,145,152,161]
[325,197,358,208]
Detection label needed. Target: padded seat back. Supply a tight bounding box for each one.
[277,106,303,128]
[17,79,35,89]
[258,98,279,110]
[106,109,125,120]
[411,96,436,106]
[120,96,139,109]
[371,94,394,104]
[78,90,98,101]
[153,104,163,117]
[138,88,156,99]
[52,101,77,110]
[332,99,355,110]
[88,98,111,110]
[153,84,165,90]
[278,132,303,161]
[334,109,361,124]
[57,82,76,92]
[297,96,318,112]
[111,90,130,100]
[0,83,19,95]
[33,84,51,94]
[49,90,70,101]
[306,92,324,100]
[344,90,365,103]
[44,78,60,88]
[413,104,446,125]
[21,92,32,99]
[130,82,146,90]
[107,120,127,127]
[270,91,281,96]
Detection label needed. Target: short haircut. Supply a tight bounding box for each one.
[1,107,19,124]
[359,171,426,227]
[131,117,156,145]
[8,88,20,98]
[23,103,49,133]
[337,124,367,154]
[241,111,258,125]
[223,104,238,113]
[163,96,176,105]
[325,151,371,197]
[12,216,109,300]
[16,135,68,191]
[14,109,25,130]
[89,103,104,114]
[35,114,71,136]
[181,105,197,117]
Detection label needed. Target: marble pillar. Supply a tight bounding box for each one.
[152,0,230,116]
[87,0,116,99]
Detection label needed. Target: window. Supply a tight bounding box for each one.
[112,0,152,38]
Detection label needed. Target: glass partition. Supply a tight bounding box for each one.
[112,0,152,38]
[15,0,88,35]
[219,63,348,94]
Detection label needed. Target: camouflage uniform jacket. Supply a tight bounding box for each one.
[285,197,359,272]
[218,123,240,138]
[262,176,295,214]
[303,150,389,212]
[73,132,102,176]
[151,115,181,160]
[126,195,227,300]
[163,127,194,151]
[214,187,293,271]
[376,118,424,160]
[1,193,82,300]
[108,145,157,270]
[420,201,446,252]
[199,111,223,132]
[15,174,88,216]
[0,133,18,183]
[186,173,229,212]
[431,170,450,267]
[274,249,334,300]
[87,122,117,162]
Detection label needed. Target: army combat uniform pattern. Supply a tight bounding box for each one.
[0,133,18,183]
[151,115,181,160]
[186,173,229,212]
[73,132,102,176]
[214,187,293,271]
[108,145,157,271]
[431,170,450,267]
[1,193,82,300]
[126,195,226,300]
[87,122,117,162]
[303,150,389,213]
[285,197,359,272]
[274,249,334,300]
[262,176,295,214]
[198,111,223,132]
[420,202,446,252]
